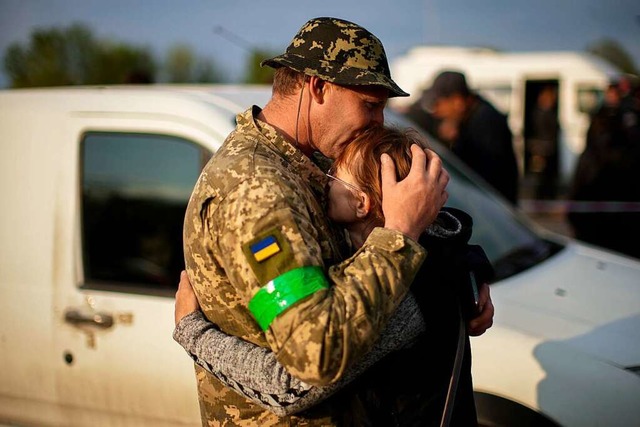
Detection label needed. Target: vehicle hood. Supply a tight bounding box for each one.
[491,242,640,368]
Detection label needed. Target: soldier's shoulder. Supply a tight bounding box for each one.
[193,133,291,204]
[216,127,283,164]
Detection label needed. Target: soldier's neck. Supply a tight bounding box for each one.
[260,99,315,157]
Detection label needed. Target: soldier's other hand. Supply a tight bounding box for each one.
[175,270,200,326]
[381,146,449,241]
[468,283,494,336]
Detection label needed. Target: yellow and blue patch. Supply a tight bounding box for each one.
[242,226,298,287]
[250,234,281,262]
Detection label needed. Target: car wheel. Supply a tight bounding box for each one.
[475,392,561,427]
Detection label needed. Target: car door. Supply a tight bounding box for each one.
[51,114,219,426]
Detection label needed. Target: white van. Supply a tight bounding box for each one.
[389,46,620,187]
[0,85,268,427]
[1,85,639,427]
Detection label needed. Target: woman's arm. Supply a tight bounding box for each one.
[174,310,309,395]
[172,210,466,415]
[174,292,426,416]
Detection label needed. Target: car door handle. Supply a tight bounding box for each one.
[64,308,114,329]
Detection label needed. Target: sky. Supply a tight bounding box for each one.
[0,0,639,88]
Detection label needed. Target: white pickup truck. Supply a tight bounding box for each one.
[1,85,639,427]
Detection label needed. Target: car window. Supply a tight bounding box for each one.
[442,155,561,280]
[81,132,211,296]
[387,111,563,281]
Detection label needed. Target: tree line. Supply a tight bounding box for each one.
[3,23,637,89]
[2,23,277,88]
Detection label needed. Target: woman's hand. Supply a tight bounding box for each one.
[468,283,494,336]
[174,270,200,325]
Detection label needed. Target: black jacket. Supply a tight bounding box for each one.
[454,97,519,205]
[336,208,494,427]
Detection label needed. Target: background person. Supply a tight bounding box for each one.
[416,70,519,205]
[182,17,452,426]
[526,85,560,200]
[568,76,640,259]
[176,126,494,426]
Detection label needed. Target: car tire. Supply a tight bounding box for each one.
[475,392,561,427]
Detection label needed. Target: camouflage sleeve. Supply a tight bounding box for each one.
[269,226,426,386]
[173,294,426,416]
[210,177,426,386]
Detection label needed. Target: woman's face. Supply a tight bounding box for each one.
[326,164,363,225]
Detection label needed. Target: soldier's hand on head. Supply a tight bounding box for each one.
[380,146,449,241]
[175,270,201,326]
[468,283,494,336]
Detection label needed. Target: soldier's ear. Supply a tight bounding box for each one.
[309,77,326,104]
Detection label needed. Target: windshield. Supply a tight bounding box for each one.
[387,111,563,281]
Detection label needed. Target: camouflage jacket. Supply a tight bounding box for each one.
[183,106,426,426]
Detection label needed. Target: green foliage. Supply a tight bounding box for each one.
[164,44,222,83]
[244,49,277,84]
[4,24,100,87]
[93,42,156,84]
[587,38,638,75]
[3,23,156,87]
[2,23,224,88]
[193,61,221,83]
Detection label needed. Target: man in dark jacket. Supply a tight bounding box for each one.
[568,77,640,259]
[419,71,519,205]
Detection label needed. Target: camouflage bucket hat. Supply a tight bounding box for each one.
[261,17,409,97]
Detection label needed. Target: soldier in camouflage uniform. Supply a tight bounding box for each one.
[183,17,450,426]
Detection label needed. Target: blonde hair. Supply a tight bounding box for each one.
[333,126,429,226]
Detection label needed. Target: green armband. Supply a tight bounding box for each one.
[248,265,329,331]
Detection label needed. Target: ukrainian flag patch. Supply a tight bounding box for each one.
[250,234,281,262]
[242,226,298,287]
